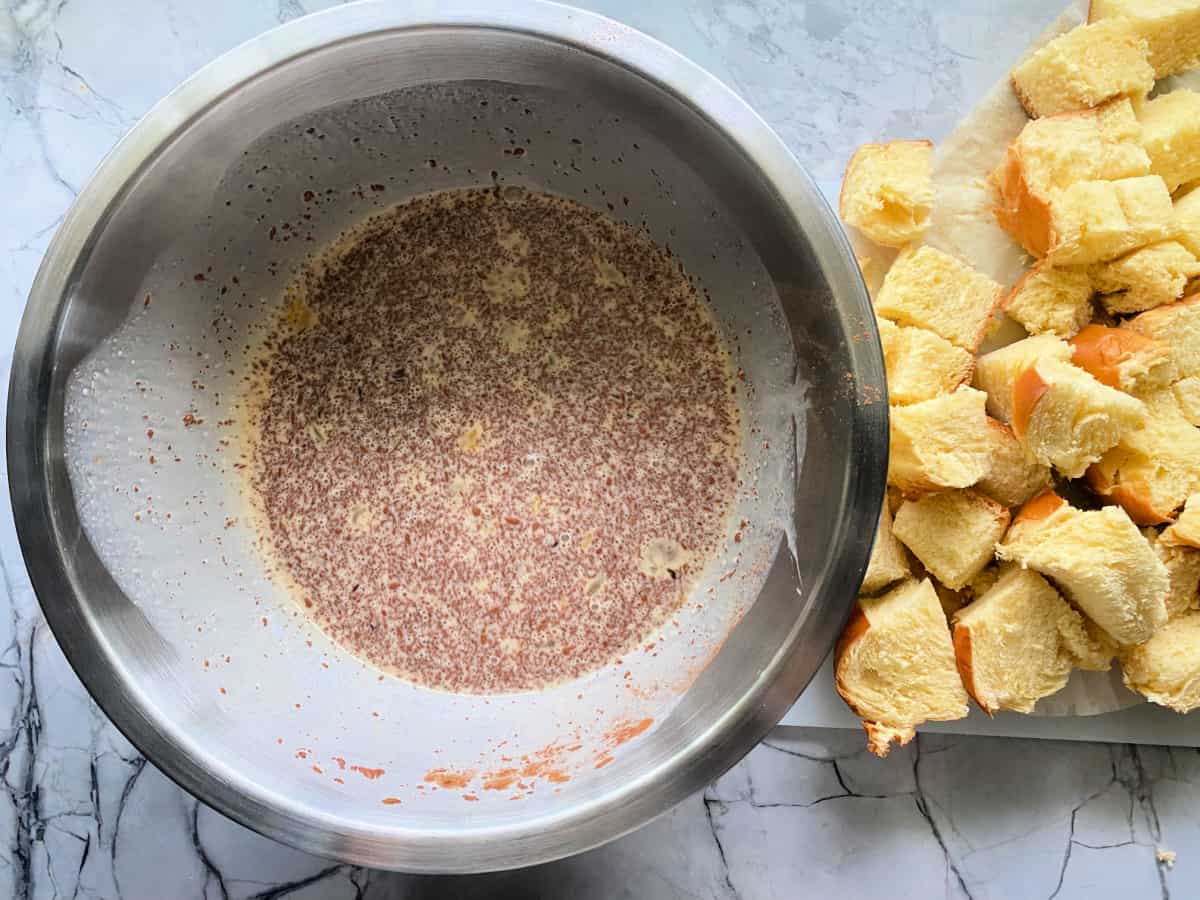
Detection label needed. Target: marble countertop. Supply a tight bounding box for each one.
[0,0,1196,897]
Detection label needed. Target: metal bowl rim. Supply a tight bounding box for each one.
[6,0,886,872]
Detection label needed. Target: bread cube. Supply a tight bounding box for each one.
[1058,613,1121,672]
[888,386,992,494]
[1011,356,1146,478]
[862,501,910,595]
[1162,493,1200,549]
[1136,90,1200,192]
[973,334,1074,423]
[874,246,1003,351]
[992,99,1149,258]
[952,566,1091,714]
[877,318,974,405]
[835,579,969,757]
[1069,324,1176,393]
[1002,263,1095,338]
[840,141,934,248]
[1173,375,1200,425]
[1120,610,1200,712]
[1124,295,1200,386]
[1145,528,1200,619]
[892,490,1010,591]
[1093,241,1200,314]
[1091,0,1200,78]
[1087,390,1200,524]
[1174,184,1200,259]
[997,491,1169,645]
[1011,20,1154,118]
[976,418,1052,509]
[1044,176,1175,266]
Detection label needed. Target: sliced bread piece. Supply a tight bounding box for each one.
[1069,324,1176,393]
[835,578,969,757]
[1093,241,1200,314]
[1174,184,1200,260]
[892,490,1011,591]
[1086,389,1200,525]
[888,386,992,494]
[977,417,1053,509]
[974,333,1075,423]
[1173,375,1200,425]
[1043,176,1175,267]
[992,99,1149,259]
[1002,263,1095,338]
[1120,610,1200,712]
[1162,493,1200,549]
[874,246,1004,351]
[862,501,910,595]
[840,141,934,248]
[1136,89,1200,192]
[1124,295,1200,387]
[997,491,1169,645]
[1145,528,1200,619]
[1059,613,1120,672]
[1090,0,1200,77]
[1011,20,1155,118]
[876,317,974,405]
[1011,356,1147,478]
[952,566,1089,714]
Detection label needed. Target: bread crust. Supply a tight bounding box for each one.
[951,623,991,716]
[1013,489,1066,528]
[992,143,1056,256]
[1070,324,1161,389]
[1011,365,1051,438]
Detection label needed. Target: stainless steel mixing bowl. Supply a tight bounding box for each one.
[8,0,885,872]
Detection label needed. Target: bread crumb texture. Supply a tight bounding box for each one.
[840,141,934,248]
[835,579,968,757]
[1011,20,1154,118]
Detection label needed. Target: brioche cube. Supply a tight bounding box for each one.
[840,141,934,248]
[976,418,1052,509]
[874,246,1003,351]
[889,386,992,494]
[862,501,910,595]
[834,579,969,757]
[1093,241,1200,314]
[1087,390,1200,525]
[1145,529,1200,619]
[1124,295,1200,388]
[1174,184,1200,259]
[1162,493,1200,549]
[1173,375,1200,425]
[892,490,1010,591]
[992,99,1149,258]
[997,491,1169,645]
[1044,176,1175,267]
[1002,264,1095,338]
[1136,90,1200,192]
[1120,610,1200,712]
[1011,356,1146,478]
[1012,20,1154,118]
[952,566,1090,714]
[876,317,974,405]
[1069,324,1176,393]
[1059,613,1121,671]
[973,334,1074,423]
[1091,0,1200,77]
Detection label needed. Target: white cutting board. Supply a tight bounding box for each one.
[785,656,1200,747]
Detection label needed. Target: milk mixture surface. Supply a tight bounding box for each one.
[243,187,742,693]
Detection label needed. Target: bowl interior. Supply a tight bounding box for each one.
[13,11,885,871]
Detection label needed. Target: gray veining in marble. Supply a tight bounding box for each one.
[0,0,1197,897]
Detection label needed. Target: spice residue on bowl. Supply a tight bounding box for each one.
[240,186,742,693]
